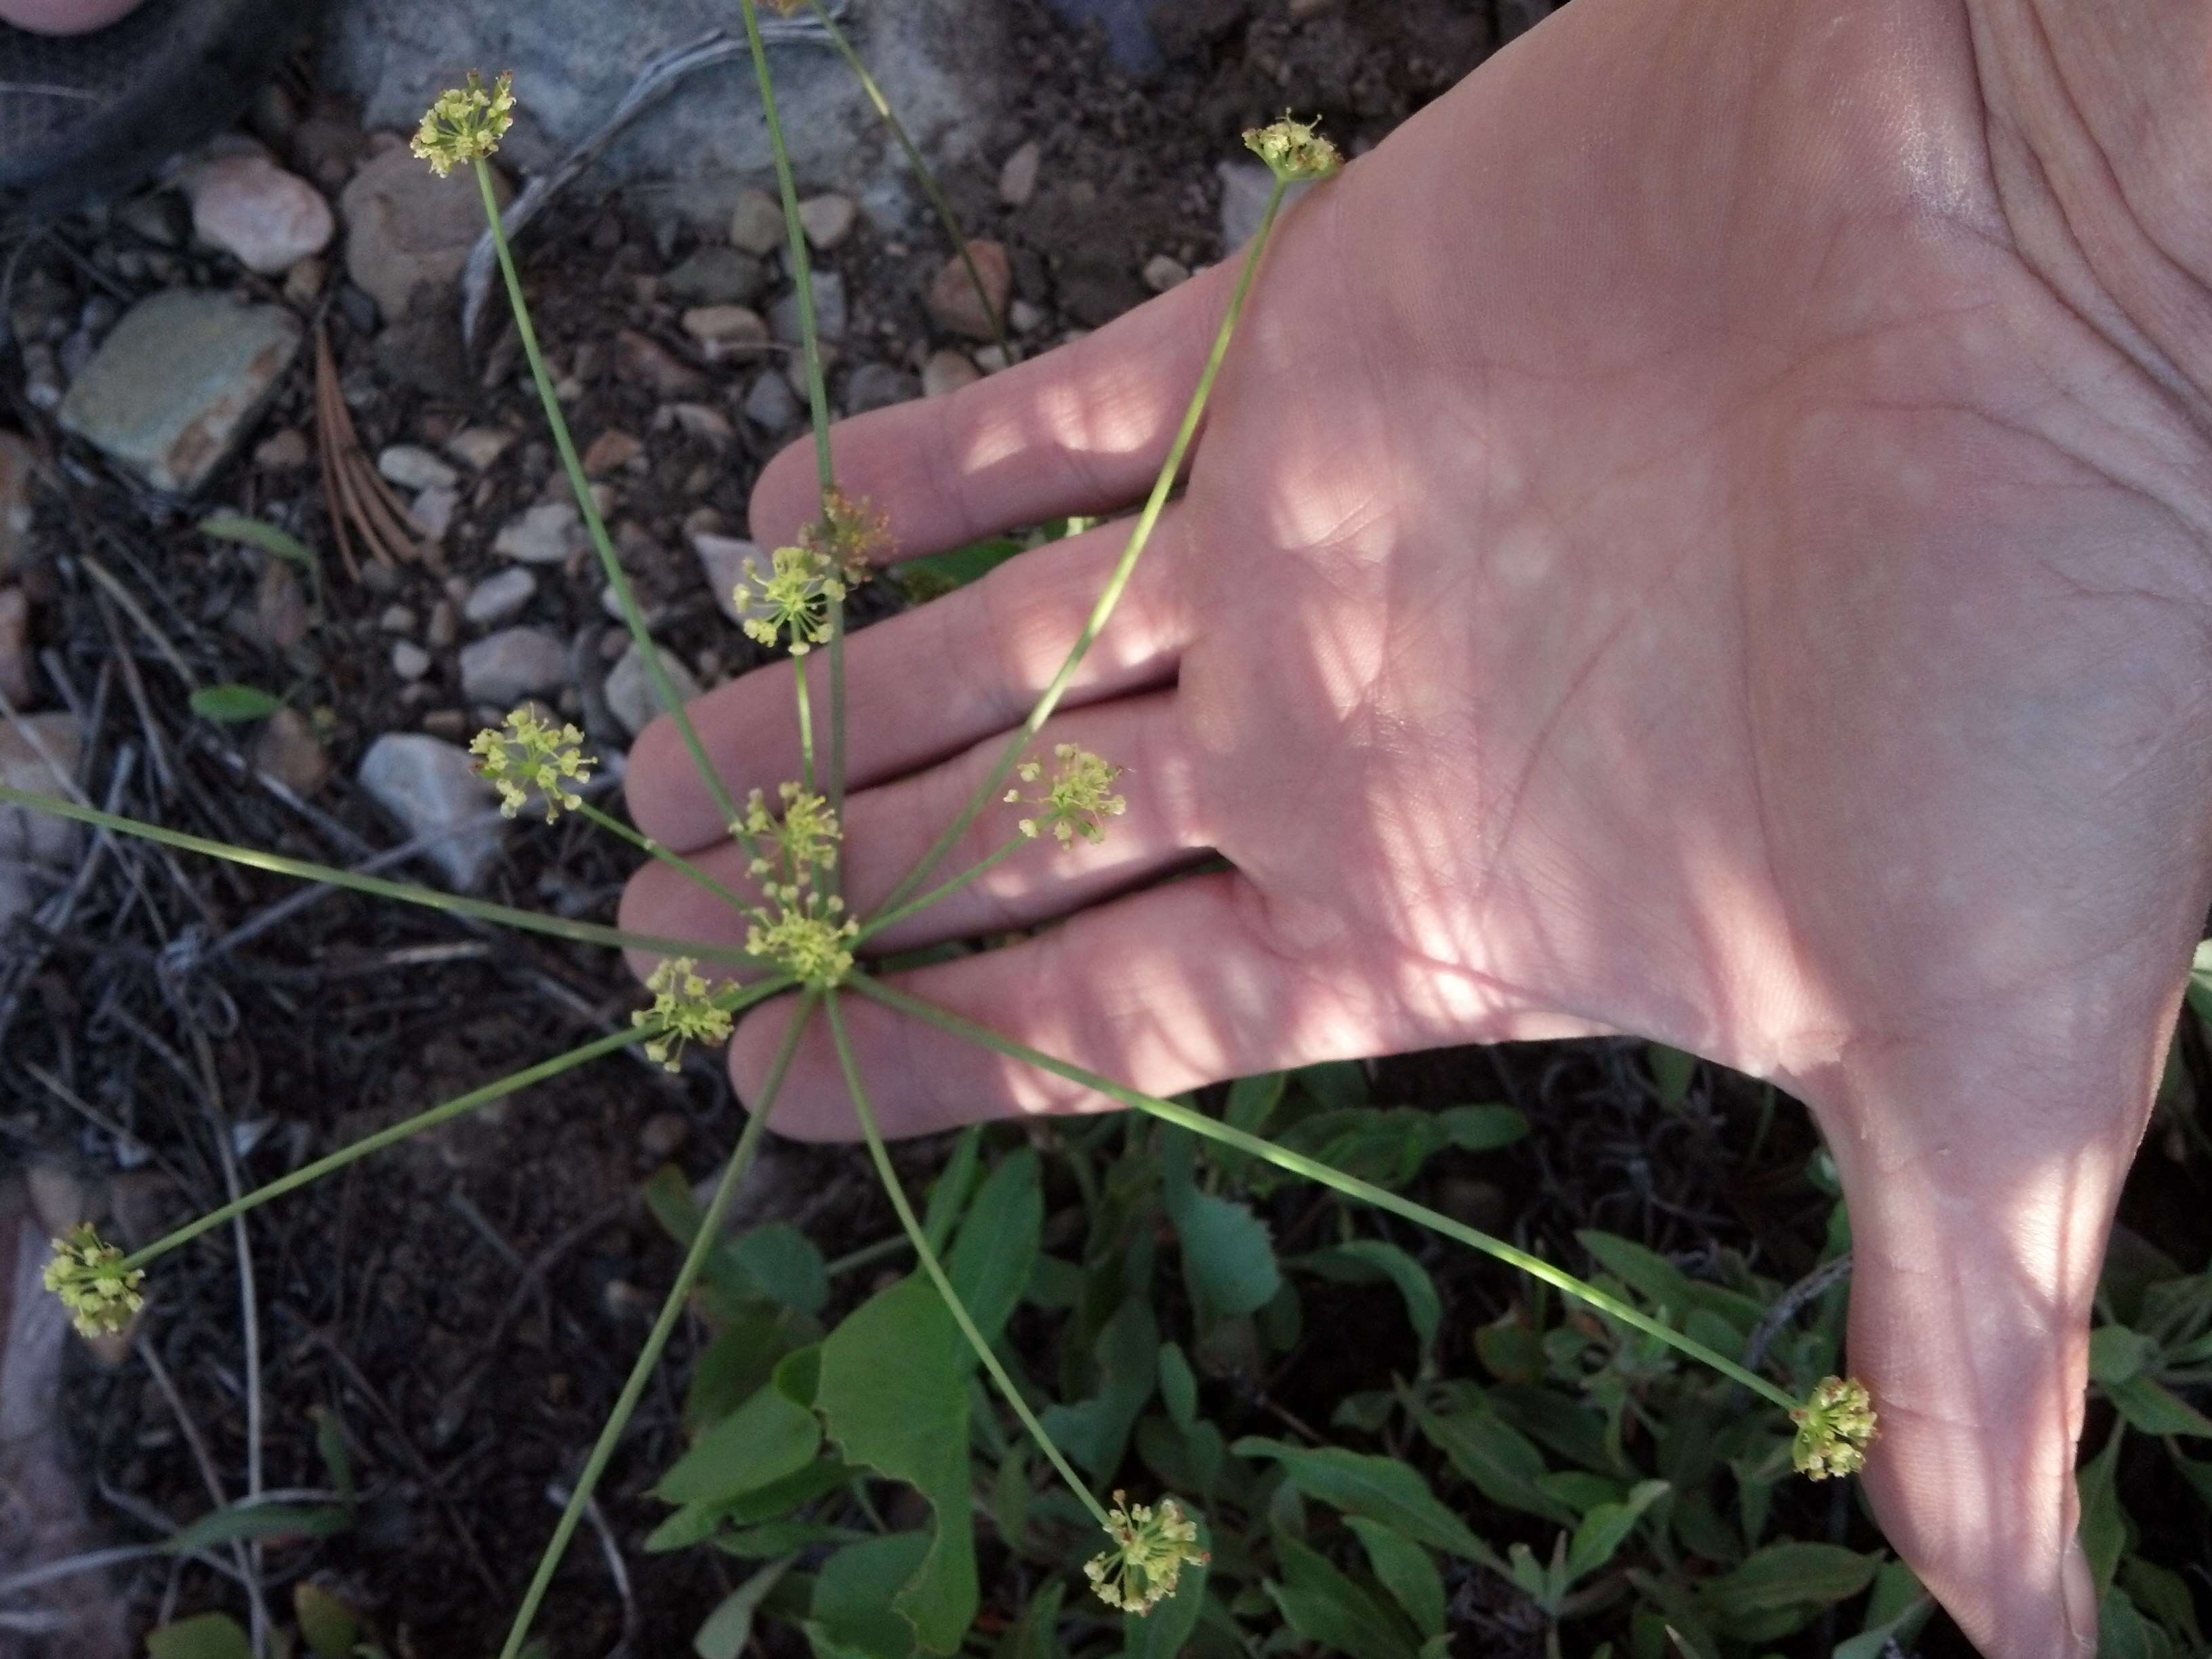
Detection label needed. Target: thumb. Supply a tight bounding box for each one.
[1811,1025,2158,1658]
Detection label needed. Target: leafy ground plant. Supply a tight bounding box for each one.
[9,15,1887,1655]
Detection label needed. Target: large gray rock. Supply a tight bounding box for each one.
[59,291,301,494]
[356,733,506,890]
[459,626,569,705]
[341,146,514,321]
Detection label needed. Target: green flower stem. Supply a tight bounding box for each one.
[793,653,817,794]
[121,977,792,1273]
[856,836,1027,943]
[802,0,1008,356]
[874,179,1294,918]
[499,993,818,1659]
[824,993,1113,1530]
[848,975,1801,1413]
[0,785,763,968]
[470,157,752,857]
[573,802,751,914]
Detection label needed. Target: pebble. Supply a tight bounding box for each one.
[1143,254,1191,292]
[0,712,83,928]
[999,141,1041,208]
[974,344,1011,374]
[583,430,645,476]
[464,567,538,626]
[379,603,417,634]
[0,431,35,575]
[446,426,514,470]
[493,500,589,565]
[253,428,310,470]
[391,640,431,680]
[922,349,981,398]
[251,706,329,796]
[691,531,760,626]
[413,485,459,541]
[1219,159,1315,251]
[340,146,513,321]
[605,639,703,737]
[669,403,735,446]
[664,246,764,306]
[767,270,847,344]
[844,362,917,417]
[926,241,1012,341]
[426,599,458,649]
[613,329,708,398]
[798,192,857,250]
[638,1111,690,1160]
[742,370,801,433]
[728,187,787,257]
[187,154,332,276]
[20,343,62,412]
[252,563,311,651]
[0,586,29,707]
[680,304,769,352]
[377,444,458,492]
[58,291,302,494]
[1010,299,1046,333]
[356,733,506,889]
[459,627,569,705]
[283,255,327,306]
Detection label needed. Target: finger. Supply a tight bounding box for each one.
[1814,1035,2151,1659]
[626,507,1191,851]
[622,691,1210,963]
[727,870,1381,1141]
[749,257,1242,553]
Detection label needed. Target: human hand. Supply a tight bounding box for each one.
[623,1,2212,1650]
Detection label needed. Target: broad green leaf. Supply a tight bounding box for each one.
[1434,1103,1528,1153]
[685,1306,817,1435]
[993,1578,1065,1659]
[1834,1598,1931,1659]
[189,684,283,723]
[1475,1314,1547,1385]
[695,1557,794,1659]
[946,1147,1042,1351]
[1226,1072,1286,1134]
[1647,1043,1696,1107]
[1265,1534,1420,1659]
[293,1584,361,1659]
[1039,1296,1158,1478]
[816,1277,976,1654]
[1233,1437,1501,1567]
[657,1385,822,1504]
[1158,1341,1200,1433]
[1346,1517,1447,1639]
[1404,1389,1576,1526]
[1699,1542,1879,1631]
[729,1223,830,1315]
[2089,1326,2159,1387]
[1576,1231,1763,1336]
[1564,1479,1669,1584]
[642,1459,857,1553]
[2078,1420,2127,1599]
[1294,1060,1371,1111]
[309,1406,354,1505]
[1162,1128,1280,1322]
[811,1532,933,1657]
[201,512,319,571]
[1295,1241,1440,1356]
[165,1501,348,1554]
[2121,1558,2203,1646]
[715,1519,868,1557]
[922,1126,984,1253]
[2106,1374,2212,1437]
[2100,1588,2165,1659]
[897,537,1023,600]
[146,1614,251,1659]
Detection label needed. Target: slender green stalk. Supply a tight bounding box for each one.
[575,803,752,914]
[824,1231,912,1279]
[857,836,1026,943]
[874,180,1294,918]
[824,994,1113,1528]
[849,975,1800,1412]
[499,994,818,1659]
[0,785,762,968]
[793,654,816,794]
[471,157,751,854]
[802,0,1008,357]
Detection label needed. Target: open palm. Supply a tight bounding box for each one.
[625,1,2212,1650]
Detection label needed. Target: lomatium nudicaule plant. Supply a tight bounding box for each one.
[0,17,1877,1652]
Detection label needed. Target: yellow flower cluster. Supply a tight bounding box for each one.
[1084,1492,1208,1615]
[633,957,733,1072]
[1242,114,1343,183]
[470,707,596,823]
[1790,1375,1878,1479]
[739,783,856,988]
[411,70,516,178]
[1004,744,1126,847]
[741,783,841,882]
[739,544,846,656]
[43,1223,145,1338]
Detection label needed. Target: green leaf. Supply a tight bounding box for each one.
[1647,1043,1696,1108]
[2106,1374,2212,1437]
[1233,1437,1502,1568]
[309,1406,354,1507]
[1226,1072,1286,1135]
[293,1584,361,1659]
[2121,1558,2203,1646]
[1345,1517,1446,1639]
[695,1557,795,1659]
[189,684,283,723]
[2089,1326,2159,1387]
[816,1277,977,1654]
[2078,1420,2127,1599]
[922,1126,984,1254]
[1162,1128,1280,1322]
[1265,1534,1420,1659]
[1435,1103,1529,1153]
[657,1384,822,1504]
[1698,1543,1879,1632]
[146,1614,252,1659]
[1295,1240,1440,1356]
[897,537,1023,601]
[1833,1594,1931,1659]
[994,1578,1065,1659]
[716,1519,869,1557]
[1038,1296,1158,1479]
[2100,1587,2167,1659]
[685,1305,818,1435]
[1474,1314,1546,1385]
[201,512,319,571]
[946,1147,1042,1351]
[1576,1231,1763,1336]
[1404,1389,1577,1526]
[811,1533,933,1657]
[1564,1479,1668,1584]
[165,1501,349,1554]
[1158,1341,1200,1433]
[729,1223,831,1316]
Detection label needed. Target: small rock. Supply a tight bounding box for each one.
[187,155,333,276]
[446,426,514,470]
[379,603,417,634]
[605,639,703,737]
[0,712,83,926]
[927,241,1012,341]
[356,733,506,889]
[638,1111,690,1160]
[412,485,459,541]
[426,599,458,649]
[0,586,30,706]
[377,444,458,492]
[340,146,514,321]
[0,431,35,575]
[797,192,857,250]
[742,370,801,433]
[680,304,769,352]
[1009,299,1046,333]
[974,344,1011,374]
[670,403,735,446]
[464,567,539,626]
[583,430,645,476]
[460,627,568,705]
[20,344,62,413]
[999,141,1041,207]
[59,291,302,494]
[844,363,917,417]
[1143,254,1190,293]
[767,270,846,343]
[664,246,764,306]
[613,329,708,398]
[251,706,329,796]
[253,562,312,652]
[253,428,310,470]
[493,500,589,565]
[728,187,786,256]
[391,640,431,680]
[421,708,468,741]
[1219,159,1315,252]
[922,349,981,399]
[283,255,327,306]
[692,532,760,626]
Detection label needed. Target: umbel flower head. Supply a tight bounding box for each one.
[470,707,596,822]
[633,957,733,1072]
[411,70,515,178]
[1085,1492,1208,1615]
[1790,1374,1877,1479]
[1005,744,1126,847]
[1243,113,1343,183]
[747,893,858,990]
[43,1223,145,1338]
[741,783,841,882]
[800,487,893,585]
[739,544,846,656]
